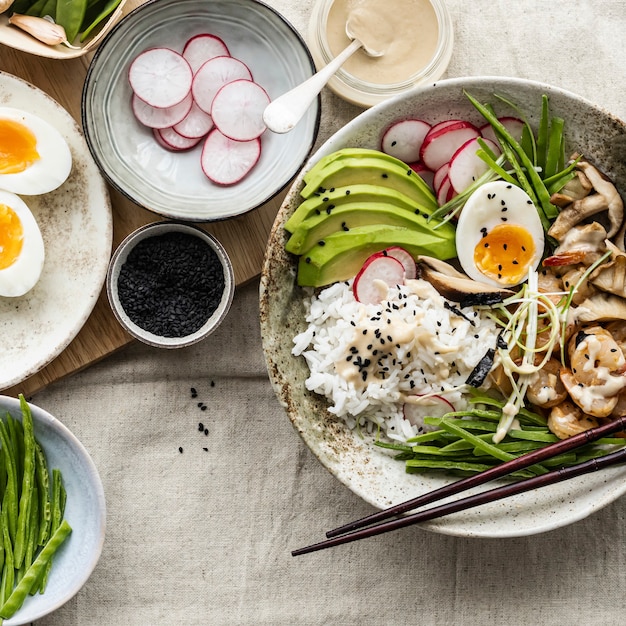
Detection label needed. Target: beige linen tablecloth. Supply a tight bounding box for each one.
[33,1,626,624]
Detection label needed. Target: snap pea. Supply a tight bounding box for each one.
[55,0,88,43]
[34,442,51,546]
[11,0,38,13]
[24,0,48,16]
[80,0,123,42]
[0,519,72,620]
[38,0,57,18]
[0,506,13,607]
[13,396,35,569]
[37,468,64,594]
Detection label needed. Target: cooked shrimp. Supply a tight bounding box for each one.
[559,326,626,417]
[526,357,568,408]
[548,400,599,439]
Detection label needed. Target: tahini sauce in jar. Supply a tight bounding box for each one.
[326,0,440,85]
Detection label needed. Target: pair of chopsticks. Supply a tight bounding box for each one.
[292,416,626,556]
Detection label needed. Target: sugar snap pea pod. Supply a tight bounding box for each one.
[55,0,87,43]
[25,0,48,16]
[22,481,39,574]
[0,420,18,544]
[80,0,123,42]
[38,0,57,18]
[11,0,39,13]
[0,519,72,619]
[34,442,51,546]
[14,396,36,569]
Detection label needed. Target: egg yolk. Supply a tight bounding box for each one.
[0,119,40,175]
[0,204,23,270]
[474,224,536,286]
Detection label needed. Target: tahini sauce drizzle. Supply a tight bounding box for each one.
[325,0,439,85]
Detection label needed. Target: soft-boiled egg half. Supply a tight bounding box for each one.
[456,181,544,287]
[0,107,72,195]
[0,190,45,297]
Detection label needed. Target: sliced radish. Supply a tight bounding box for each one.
[172,101,214,139]
[131,92,193,129]
[353,253,405,305]
[384,247,417,279]
[403,394,455,430]
[419,120,481,171]
[381,119,431,163]
[191,55,253,114]
[183,33,230,74]
[480,116,525,146]
[436,175,453,206]
[200,128,261,185]
[432,162,450,195]
[211,79,269,141]
[154,126,203,151]
[409,162,435,190]
[427,119,462,135]
[448,137,501,194]
[128,47,193,109]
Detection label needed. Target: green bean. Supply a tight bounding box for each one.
[536,94,550,170]
[14,396,36,569]
[0,519,72,619]
[22,481,39,574]
[508,429,559,443]
[55,0,88,43]
[34,442,51,546]
[80,0,123,42]
[37,468,63,594]
[544,117,565,179]
[0,506,14,608]
[0,420,18,545]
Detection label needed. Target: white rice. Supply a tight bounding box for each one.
[292,278,500,442]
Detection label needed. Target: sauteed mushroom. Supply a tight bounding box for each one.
[548,157,624,240]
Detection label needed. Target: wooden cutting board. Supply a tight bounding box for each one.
[2,0,286,398]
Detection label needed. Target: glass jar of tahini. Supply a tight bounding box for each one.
[307,0,454,108]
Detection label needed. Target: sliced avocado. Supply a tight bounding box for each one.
[297,224,457,287]
[284,184,434,233]
[286,202,455,255]
[302,148,404,182]
[300,153,437,212]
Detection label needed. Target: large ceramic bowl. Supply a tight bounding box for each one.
[82,0,320,222]
[0,395,106,625]
[260,76,626,538]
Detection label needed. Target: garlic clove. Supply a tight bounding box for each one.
[8,13,73,47]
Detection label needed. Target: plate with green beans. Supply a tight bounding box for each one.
[0,395,105,625]
[0,0,127,59]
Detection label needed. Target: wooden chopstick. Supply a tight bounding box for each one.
[291,416,626,556]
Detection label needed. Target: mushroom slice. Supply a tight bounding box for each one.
[589,240,626,297]
[548,158,624,241]
[416,256,515,307]
[549,168,592,208]
[571,293,626,323]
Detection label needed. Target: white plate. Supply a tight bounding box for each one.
[260,76,626,538]
[0,72,113,391]
[82,0,320,222]
[0,395,106,625]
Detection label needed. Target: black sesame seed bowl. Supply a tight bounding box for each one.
[106,221,235,348]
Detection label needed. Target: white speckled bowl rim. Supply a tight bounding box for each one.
[0,72,113,392]
[0,395,106,625]
[260,76,626,538]
[82,0,320,222]
[107,221,235,348]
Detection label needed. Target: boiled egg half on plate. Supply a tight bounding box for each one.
[455,180,544,287]
[0,106,72,297]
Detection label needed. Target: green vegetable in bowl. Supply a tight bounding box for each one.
[0,395,71,621]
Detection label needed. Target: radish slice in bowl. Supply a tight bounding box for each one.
[200,128,261,185]
[211,79,270,141]
[383,246,417,279]
[131,92,193,129]
[183,33,230,73]
[173,102,214,139]
[191,55,253,114]
[448,136,501,194]
[419,120,481,171]
[353,252,406,305]
[128,47,193,109]
[381,119,431,163]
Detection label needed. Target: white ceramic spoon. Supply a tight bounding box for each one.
[263,17,384,134]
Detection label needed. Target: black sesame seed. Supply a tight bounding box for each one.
[178,447,183,453]
[198,422,204,431]
[382,173,388,178]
